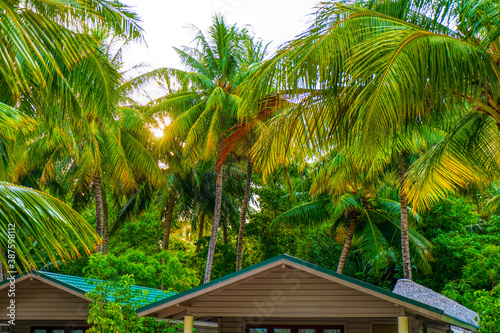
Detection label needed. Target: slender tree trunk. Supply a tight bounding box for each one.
[159,193,175,291]
[204,167,223,284]
[93,174,103,252]
[222,220,228,245]
[236,158,252,271]
[399,156,412,280]
[102,185,109,255]
[336,213,356,274]
[163,193,175,251]
[196,211,206,253]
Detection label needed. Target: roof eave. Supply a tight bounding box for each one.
[0,271,90,301]
[137,256,291,316]
[35,271,90,299]
[441,314,479,332]
[137,254,449,320]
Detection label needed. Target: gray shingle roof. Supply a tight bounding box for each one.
[393,279,478,327]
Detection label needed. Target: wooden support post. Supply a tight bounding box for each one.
[398,317,409,333]
[184,315,193,333]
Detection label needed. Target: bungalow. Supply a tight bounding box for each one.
[1,255,479,333]
[0,270,169,333]
[137,254,479,333]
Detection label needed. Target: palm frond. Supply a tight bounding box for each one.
[272,198,331,229]
[0,183,99,272]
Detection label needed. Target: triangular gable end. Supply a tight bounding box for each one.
[0,272,89,301]
[137,254,446,324]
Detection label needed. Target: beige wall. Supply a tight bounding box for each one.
[0,279,89,322]
[185,267,403,319]
[407,312,454,333]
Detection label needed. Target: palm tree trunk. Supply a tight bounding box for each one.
[336,213,356,274]
[204,167,223,284]
[236,158,252,271]
[102,185,109,255]
[399,156,412,280]
[163,193,175,251]
[93,174,103,252]
[196,211,206,253]
[222,220,228,245]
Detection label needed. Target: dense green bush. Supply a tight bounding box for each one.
[85,255,185,333]
[473,285,500,333]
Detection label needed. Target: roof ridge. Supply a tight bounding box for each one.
[138,254,446,316]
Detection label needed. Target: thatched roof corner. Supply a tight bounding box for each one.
[393,279,478,329]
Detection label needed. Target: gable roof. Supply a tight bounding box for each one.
[0,270,172,305]
[393,279,479,328]
[137,254,478,332]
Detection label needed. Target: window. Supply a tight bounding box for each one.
[248,325,343,333]
[249,329,267,333]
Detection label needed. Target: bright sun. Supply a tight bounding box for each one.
[151,117,171,138]
[153,128,164,137]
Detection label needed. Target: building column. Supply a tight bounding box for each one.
[217,318,222,333]
[184,315,194,333]
[398,317,409,333]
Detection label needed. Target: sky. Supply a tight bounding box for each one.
[121,0,320,71]
[119,0,320,133]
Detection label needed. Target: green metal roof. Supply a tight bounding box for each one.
[136,254,478,331]
[0,270,172,306]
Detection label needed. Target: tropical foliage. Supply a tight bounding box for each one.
[0,0,142,274]
[148,15,268,283]
[85,254,186,332]
[2,1,500,331]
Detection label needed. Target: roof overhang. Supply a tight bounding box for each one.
[0,272,89,301]
[442,314,479,332]
[137,254,457,325]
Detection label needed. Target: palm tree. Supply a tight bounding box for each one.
[243,0,500,203]
[239,0,500,280]
[315,149,432,274]
[231,40,269,272]
[24,105,162,254]
[217,41,293,271]
[20,35,163,254]
[0,0,141,105]
[156,140,191,251]
[252,102,442,278]
[0,1,142,179]
[149,16,263,283]
[273,150,432,275]
[364,130,444,280]
[404,111,500,206]
[0,0,142,277]
[236,158,252,270]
